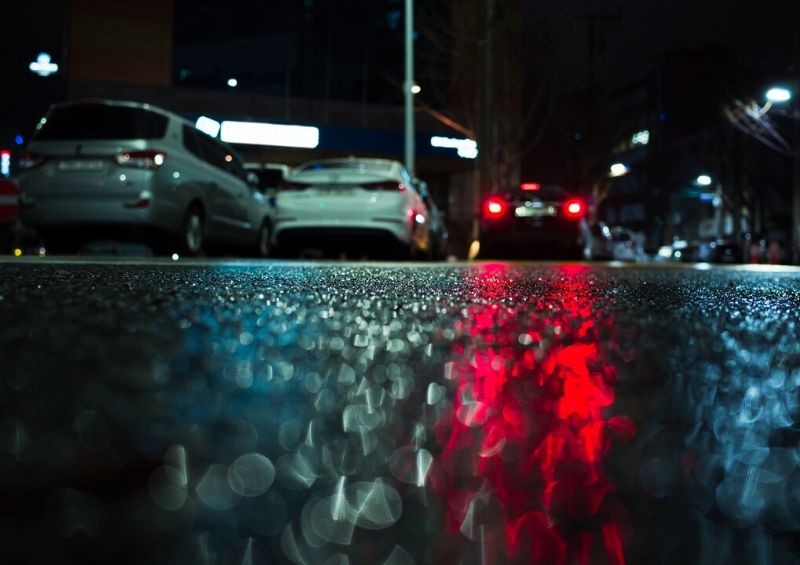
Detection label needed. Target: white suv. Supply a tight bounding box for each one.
[19,99,273,256]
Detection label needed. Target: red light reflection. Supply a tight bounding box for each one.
[433,265,636,564]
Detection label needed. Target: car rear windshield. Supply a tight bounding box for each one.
[296,161,393,173]
[35,104,169,141]
[516,185,567,199]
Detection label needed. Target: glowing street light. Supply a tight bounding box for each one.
[411,84,421,95]
[227,78,238,88]
[766,87,792,104]
[696,174,712,187]
[609,163,629,177]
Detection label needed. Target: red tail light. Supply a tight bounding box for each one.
[563,198,585,219]
[115,150,167,170]
[520,182,541,191]
[18,151,48,171]
[362,181,407,192]
[483,196,509,220]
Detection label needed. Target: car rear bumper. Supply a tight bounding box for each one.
[274,218,411,247]
[19,198,181,233]
[479,224,586,258]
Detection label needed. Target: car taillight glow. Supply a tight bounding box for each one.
[483,196,508,219]
[18,151,48,170]
[521,182,541,191]
[563,198,585,219]
[115,150,167,170]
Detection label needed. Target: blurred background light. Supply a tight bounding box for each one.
[631,130,650,145]
[220,121,320,149]
[609,163,629,177]
[227,78,238,88]
[0,150,10,177]
[195,116,221,137]
[696,174,712,186]
[28,52,58,77]
[430,136,478,159]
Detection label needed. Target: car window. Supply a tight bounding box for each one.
[36,104,168,140]
[224,151,248,182]
[296,161,393,173]
[197,134,228,171]
[182,126,205,161]
[516,185,567,199]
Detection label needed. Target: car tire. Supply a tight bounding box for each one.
[254,221,271,258]
[180,205,205,257]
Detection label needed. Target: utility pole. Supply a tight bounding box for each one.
[793,106,800,263]
[404,0,415,177]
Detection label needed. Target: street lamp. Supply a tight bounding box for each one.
[609,163,629,178]
[766,87,792,104]
[404,0,415,177]
[764,85,799,263]
[696,174,712,187]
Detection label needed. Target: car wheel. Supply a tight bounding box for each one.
[181,205,205,257]
[255,221,271,258]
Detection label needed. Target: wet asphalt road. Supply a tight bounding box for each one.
[1,259,800,565]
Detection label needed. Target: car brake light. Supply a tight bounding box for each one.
[483,196,508,219]
[563,198,585,219]
[18,151,48,170]
[362,181,407,191]
[115,150,167,170]
[520,182,541,191]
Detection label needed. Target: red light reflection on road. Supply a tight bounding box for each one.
[434,265,635,564]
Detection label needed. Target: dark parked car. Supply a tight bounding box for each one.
[478,183,592,259]
[416,179,449,260]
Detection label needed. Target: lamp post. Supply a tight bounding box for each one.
[404,0,415,177]
[765,86,798,263]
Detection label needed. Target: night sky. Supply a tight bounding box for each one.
[2,0,799,140]
[523,0,798,87]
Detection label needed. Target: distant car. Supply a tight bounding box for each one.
[18,99,273,257]
[656,239,689,262]
[478,183,592,260]
[589,222,614,260]
[273,157,431,259]
[609,227,645,261]
[415,179,448,260]
[695,239,743,263]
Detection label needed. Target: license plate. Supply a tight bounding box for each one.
[515,205,556,218]
[57,159,105,172]
[316,187,355,195]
